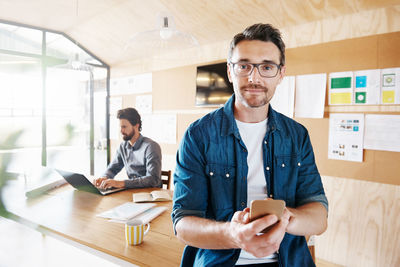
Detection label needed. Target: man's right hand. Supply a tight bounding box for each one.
[93,177,108,188]
[229,208,291,258]
[174,208,290,254]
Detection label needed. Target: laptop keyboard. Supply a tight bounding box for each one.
[99,187,118,193]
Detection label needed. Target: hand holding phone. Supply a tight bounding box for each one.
[249,199,286,233]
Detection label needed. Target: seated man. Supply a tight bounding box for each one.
[94,108,162,189]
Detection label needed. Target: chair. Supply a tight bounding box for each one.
[306,235,315,263]
[161,170,172,190]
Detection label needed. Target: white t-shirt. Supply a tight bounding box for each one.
[235,118,278,264]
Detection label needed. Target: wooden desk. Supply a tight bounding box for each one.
[2,180,185,266]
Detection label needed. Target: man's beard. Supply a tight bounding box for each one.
[122,130,135,141]
[237,84,270,108]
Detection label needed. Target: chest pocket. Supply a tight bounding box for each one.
[206,163,236,210]
[274,154,300,204]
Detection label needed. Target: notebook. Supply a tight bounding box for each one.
[133,190,172,203]
[55,169,125,195]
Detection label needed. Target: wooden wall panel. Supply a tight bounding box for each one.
[317,176,400,267]
[285,36,379,75]
[152,66,198,111]
[377,32,400,68]
[116,32,400,186]
[289,32,400,186]
[298,118,400,185]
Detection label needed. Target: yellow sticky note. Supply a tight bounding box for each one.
[330,92,352,104]
[382,90,395,104]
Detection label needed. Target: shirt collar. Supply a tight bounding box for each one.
[221,94,282,136]
[124,134,144,150]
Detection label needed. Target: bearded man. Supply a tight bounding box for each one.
[94,108,162,189]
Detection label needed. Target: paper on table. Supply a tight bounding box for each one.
[108,206,168,224]
[294,73,326,118]
[96,202,155,221]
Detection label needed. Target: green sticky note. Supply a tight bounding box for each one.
[331,77,352,89]
[355,92,366,103]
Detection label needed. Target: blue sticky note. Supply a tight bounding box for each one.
[356,76,367,88]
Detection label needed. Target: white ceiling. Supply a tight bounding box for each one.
[0,0,399,67]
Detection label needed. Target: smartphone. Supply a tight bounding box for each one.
[249,199,286,233]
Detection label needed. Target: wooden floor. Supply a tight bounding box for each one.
[0,217,126,267]
[316,258,345,267]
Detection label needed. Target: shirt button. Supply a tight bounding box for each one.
[264,140,267,145]
[209,172,214,176]
[241,202,246,207]
[270,194,273,198]
[298,162,301,166]
[243,148,247,152]
[281,163,285,167]
[226,173,230,178]
[266,166,270,171]
[243,177,246,181]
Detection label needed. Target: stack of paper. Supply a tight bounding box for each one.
[96,202,167,224]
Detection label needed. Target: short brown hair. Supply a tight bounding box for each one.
[117,108,142,131]
[228,23,285,66]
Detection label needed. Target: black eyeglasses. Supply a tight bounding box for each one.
[229,61,281,78]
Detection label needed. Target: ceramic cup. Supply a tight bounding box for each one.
[125,220,150,245]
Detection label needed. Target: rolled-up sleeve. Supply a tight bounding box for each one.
[172,126,209,233]
[295,130,328,212]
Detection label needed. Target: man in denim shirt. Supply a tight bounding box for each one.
[94,108,162,189]
[172,24,328,267]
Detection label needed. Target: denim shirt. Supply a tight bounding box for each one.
[104,134,162,188]
[172,95,328,267]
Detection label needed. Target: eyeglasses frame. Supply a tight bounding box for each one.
[228,61,282,78]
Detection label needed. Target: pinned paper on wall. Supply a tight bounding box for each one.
[294,73,326,118]
[353,69,380,104]
[109,97,122,116]
[141,114,177,144]
[328,113,364,162]
[329,72,353,105]
[381,68,400,104]
[270,76,295,118]
[136,95,152,114]
[364,114,400,152]
[110,73,152,95]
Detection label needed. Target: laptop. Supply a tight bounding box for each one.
[25,167,67,198]
[55,169,125,195]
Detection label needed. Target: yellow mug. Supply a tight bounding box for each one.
[125,220,150,245]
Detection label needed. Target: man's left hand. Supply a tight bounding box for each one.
[99,179,125,189]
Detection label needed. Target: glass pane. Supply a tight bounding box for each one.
[45,66,91,174]
[0,54,42,174]
[46,32,103,67]
[0,23,42,55]
[92,67,108,176]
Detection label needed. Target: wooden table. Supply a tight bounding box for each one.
[2,179,185,266]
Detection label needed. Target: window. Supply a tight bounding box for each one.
[0,21,110,177]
